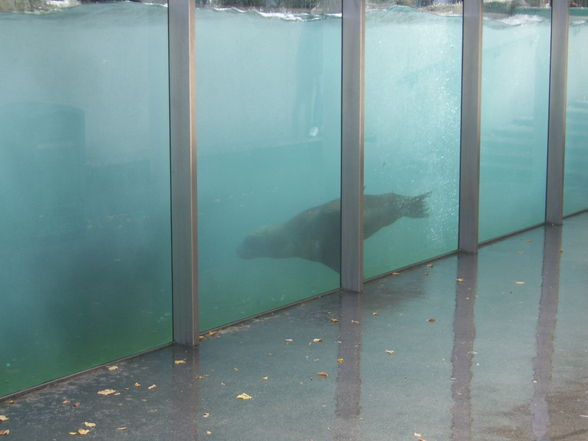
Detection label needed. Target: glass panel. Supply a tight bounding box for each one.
[479,1,550,242]
[564,7,588,216]
[364,2,462,279]
[0,1,172,397]
[196,1,342,331]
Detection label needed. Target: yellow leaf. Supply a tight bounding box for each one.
[392,272,401,276]
[385,350,396,355]
[206,431,212,435]
[84,422,96,428]
[0,416,7,423]
[515,281,526,285]
[174,360,186,365]
[73,402,81,407]
[97,389,117,396]
[196,376,206,380]
[202,413,210,418]
[312,338,323,343]
[456,278,464,283]
[134,382,141,387]
[426,263,434,268]
[147,384,157,390]
[329,318,339,323]
[78,428,90,435]
[284,338,294,343]
[107,365,119,371]
[116,427,128,431]
[372,312,379,316]
[68,432,78,436]
[261,376,269,381]
[337,358,344,364]
[236,393,253,400]
[0,430,9,436]
[317,372,329,378]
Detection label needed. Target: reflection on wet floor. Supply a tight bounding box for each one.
[1,213,587,441]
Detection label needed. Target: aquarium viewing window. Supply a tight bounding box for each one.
[1,0,586,399]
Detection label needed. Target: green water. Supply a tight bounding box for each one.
[0,3,172,397]
[1,3,586,397]
[564,13,588,215]
[480,8,551,242]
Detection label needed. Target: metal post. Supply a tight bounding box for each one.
[168,0,199,346]
[545,0,569,225]
[341,0,365,292]
[458,0,483,254]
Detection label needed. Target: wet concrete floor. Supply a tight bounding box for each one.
[1,213,587,441]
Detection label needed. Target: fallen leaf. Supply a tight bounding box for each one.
[284,338,294,343]
[372,312,379,316]
[147,384,157,390]
[206,431,212,435]
[385,350,396,355]
[78,428,90,435]
[6,401,13,405]
[337,358,345,364]
[233,368,239,371]
[261,376,269,381]
[116,427,128,431]
[426,318,437,323]
[196,376,206,380]
[198,336,205,341]
[351,320,360,324]
[84,422,96,428]
[107,365,119,371]
[97,389,117,396]
[206,330,218,337]
[202,413,210,418]
[392,272,401,276]
[426,263,434,268]
[69,432,78,436]
[0,416,7,423]
[134,382,141,387]
[515,281,526,285]
[73,402,81,408]
[174,360,186,365]
[317,372,329,378]
[329,318,339,323]
[414,433,423,438]
[456,278,464,283]
[312,338,323,343]
[62,400,70,405]
[0,429,8,436]
[236,393,253,400]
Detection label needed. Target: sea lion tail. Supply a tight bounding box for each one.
[403,191,431,218]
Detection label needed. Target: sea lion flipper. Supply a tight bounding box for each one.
[403,191,431,219]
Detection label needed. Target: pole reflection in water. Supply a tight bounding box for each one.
[334,290,362,441]
[171,345,201,441]
[530,224,562,441]
[451,253,478,441]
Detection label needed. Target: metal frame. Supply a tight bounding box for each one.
[458,0,483,254]
[163,0,573,340]
[340,0,365,293]
[169,0,199,346]
[546,0,570,225]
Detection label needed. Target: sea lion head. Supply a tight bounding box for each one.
[237,225,280,260]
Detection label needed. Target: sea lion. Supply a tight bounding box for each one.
[237,191,431,272]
